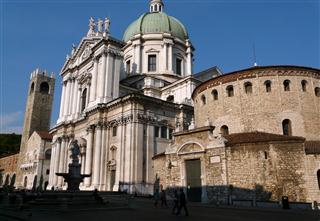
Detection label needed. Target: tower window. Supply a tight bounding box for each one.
[126,60,131,74]
[283,80,291,91]
[226,85,234,97]
[81,88,87,112]
[201,95,206,105]
[315,87,320,97]
[40,82,49,94]
[244,82,253,94]
[264,80,271,93]
[282,119,292,136]
[148,55,157,72]
[176,58,182,75]
[212,89,218,100]
[301,80,307,92]
[220,125,229,136]
[154,4,158,11]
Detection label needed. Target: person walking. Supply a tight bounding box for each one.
[177,188,189,216]
[154,189,160,208]
[171,189,179,215]
[160,189,168,208]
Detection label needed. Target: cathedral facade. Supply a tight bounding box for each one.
[48,0,218,193]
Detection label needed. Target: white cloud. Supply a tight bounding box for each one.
[0,111,23,134]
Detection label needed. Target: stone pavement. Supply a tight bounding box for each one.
[0,197,319,221]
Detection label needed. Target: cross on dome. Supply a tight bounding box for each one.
[150,0,164,13]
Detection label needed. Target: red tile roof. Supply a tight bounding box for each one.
[225,131,305,146]
[35,131,53,141]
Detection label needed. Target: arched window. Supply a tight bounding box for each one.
[220,125,229,136]
[201,95,206,105]
[301,80,307,92]
[30,82,35,95]
[244,82,253,94]
[264,80,271,93]
[154,4,158,11]
[40,82,49,94]
[226,85,234,97]
[282,119,292,136]
[159,5,162,11]
[315,87,320,97]
[166,95,174,102]
[212,89,218,100]
[317,170,320,189]
[283,80,291,91]
[45,149,51,160]
[81,88,87,112]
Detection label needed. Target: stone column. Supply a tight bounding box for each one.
[58,137,67,186]
[64,79,71,117]
[186,47,192,76]
[97,52,107,103]
[89,57,99,104]
[72,79,78,117]
[59,82,66,119]
[92,123,102,188]
[68,79,74,116]
[104,54,113,102]
[75,84,81,116]
[168,44,173,73]
[84,126,94,186]
[53,138,61,186]
[48,142,56,188]
[164,43,168,70]
[146,124,154,193]
[99,125,107,190]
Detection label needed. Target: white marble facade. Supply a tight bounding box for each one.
[48,0,219,193]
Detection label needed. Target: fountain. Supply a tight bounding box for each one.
[56,140,90,191]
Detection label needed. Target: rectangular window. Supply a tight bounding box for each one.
[112,126,117,137]
[154,126,159,138]
[176,58,182,75]
[148,55,157,72]
[161,126,167,139]
[126,60,131,74]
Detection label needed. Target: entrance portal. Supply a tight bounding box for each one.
[185,159,202,202]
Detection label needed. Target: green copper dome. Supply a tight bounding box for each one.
[123,12,189,42]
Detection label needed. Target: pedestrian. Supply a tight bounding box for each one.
[171,189,179,215]
[160,189,168,208]
[177,188,189,216]
[154,189,160,208]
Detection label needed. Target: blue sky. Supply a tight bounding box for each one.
[0,0,319,134]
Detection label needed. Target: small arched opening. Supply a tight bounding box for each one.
[226,85,234,97]
[23,176,28,188]
[220,125,229,136]
[45,149,51,160]
[201,95,206,105]
[40,82,49,94]
[212,89,218,100]
[282,119,292,136]
[301,80,307,92]
[283,80,291,92]
[264,80,272,93]
[244,82,253,94]
[317,170,320,190]
[315,87,320,97]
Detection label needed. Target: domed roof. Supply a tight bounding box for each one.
[123,12,189,42]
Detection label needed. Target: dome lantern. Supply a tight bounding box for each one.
[150,0,164,13]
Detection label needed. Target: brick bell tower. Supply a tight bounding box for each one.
[16,68,55,188]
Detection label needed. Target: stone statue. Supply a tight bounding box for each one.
[104,17,110,34]
[97,18,103,34]
[70,140,80,162]
[87,17,96,37]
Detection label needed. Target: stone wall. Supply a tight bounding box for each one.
[193,66,320,141]
[0,154,19,186]
[304,153,320,204]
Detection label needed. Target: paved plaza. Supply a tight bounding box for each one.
[0,198,319,221]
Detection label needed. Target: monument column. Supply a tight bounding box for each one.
[53,138,61,186]
[84,126,94,187]
[92,123,102,188]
